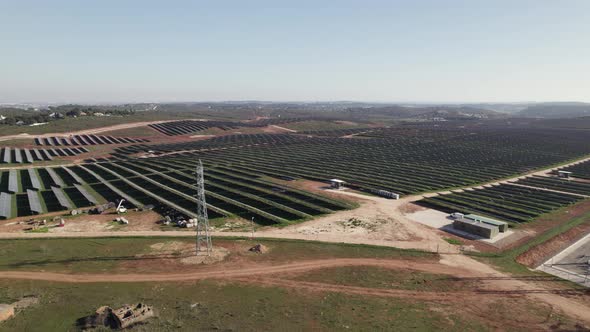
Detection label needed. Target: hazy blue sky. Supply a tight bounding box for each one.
[1,0,589,103]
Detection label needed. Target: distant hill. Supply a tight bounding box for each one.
[532,116,590,129]
[518,102,590,118]
[344,105,505,120]
[460,103,531,114]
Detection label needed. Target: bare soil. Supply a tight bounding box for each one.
[0,210,163,233]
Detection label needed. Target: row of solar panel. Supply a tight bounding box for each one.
[0,147,89,164]
[35,134,149,146]
[0,185,98,219]
[1,167,80,193]
[149,120,241,136]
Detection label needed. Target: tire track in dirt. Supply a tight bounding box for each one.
[0,258,460,283]
[229,277,487,300]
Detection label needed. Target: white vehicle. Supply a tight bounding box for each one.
[116,199,128,214]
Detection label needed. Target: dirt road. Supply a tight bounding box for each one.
[0,258,459,283]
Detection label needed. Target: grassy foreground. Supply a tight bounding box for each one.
[0,238,582,331]
[0,237,432,273]
[0,279,484,332]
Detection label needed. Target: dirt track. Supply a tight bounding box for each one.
[0,258,457,283]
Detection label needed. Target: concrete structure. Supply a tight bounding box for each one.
[453,218,499,239]
[465,214,508,232]
[329,179,346,189]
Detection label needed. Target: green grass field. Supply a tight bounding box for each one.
[0,279,484,332]
[0,237,583,331]
[0,237,433,273]
[0,112,190,136]
[292,266,468,291]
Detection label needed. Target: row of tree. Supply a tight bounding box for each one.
[0,106,136,126]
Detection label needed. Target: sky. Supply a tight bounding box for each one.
[1,0,589,104]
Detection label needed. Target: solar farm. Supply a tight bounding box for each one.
[34,134,149,146]
[1,116,590,331]
[1,120,589,228]
[0,159,351,224]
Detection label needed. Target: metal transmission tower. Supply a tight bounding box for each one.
[195,160,212,255]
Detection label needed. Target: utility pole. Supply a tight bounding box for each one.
[195,160,212,256]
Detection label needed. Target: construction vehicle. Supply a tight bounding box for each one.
[116,199,127,214]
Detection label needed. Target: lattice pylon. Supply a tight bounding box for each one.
[195,159,212,255]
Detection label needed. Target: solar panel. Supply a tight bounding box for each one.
[102,136,117,144]
[1,148,9,163]
[51,186,73,209]
[8,169,18,193]
[55,149,67,157]
[40,149,53,160]
[27,189,43,214]
[23,149,33,163]
[46,167,65,187]
[93,135,107,144]
[87,135,100,145]
[28,168,42,190]
[14,148,22,163]
[62,166,83,184]
[32,149,43,161]
[0,192,12,219]
[74,184,99,205]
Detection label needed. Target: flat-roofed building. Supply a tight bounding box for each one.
[453,217,499,239]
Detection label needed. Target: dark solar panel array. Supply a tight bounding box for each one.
[0,147,89,164]
[35,135,149,146]
[148,120,244,136]
[52,186,73,210]
[74,184,98,205]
